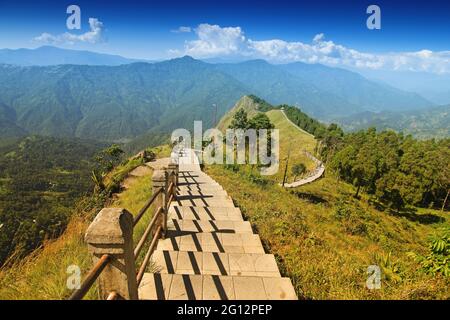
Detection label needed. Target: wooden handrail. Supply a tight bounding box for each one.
[133,187,162,227]
[167,181,175,195]
[167,193,174,205]
[68,254,111,300]
[134,206,163,258]
[71,163,178,300]
[136,225,162,286]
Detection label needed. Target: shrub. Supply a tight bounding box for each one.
[408,227,449,277]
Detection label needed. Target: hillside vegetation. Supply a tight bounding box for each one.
[0,136,105,266]
[205,97,449,299]
[0,56,438,144]
[0,145,170,299]
[265,109,317,182]
[206,164,449,299]
[337,105,450,139]
[218,95,323,183]
[217,95,272,131]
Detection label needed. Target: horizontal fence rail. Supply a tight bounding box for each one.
[133,187,162,227]
[68,162,178,300]
[136,225,162,286]
[69,254,111,300]
[134,207,163,258]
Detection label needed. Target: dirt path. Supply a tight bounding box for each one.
[278,111,326,188]
[120,158,172,190]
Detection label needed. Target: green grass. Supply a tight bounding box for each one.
[208,106,449,299]
[266,109,317,183]
[205,164,449,299]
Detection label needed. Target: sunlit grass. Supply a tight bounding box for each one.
[266,110,317,183]
[0,215,95,300]
[206,163,449,299]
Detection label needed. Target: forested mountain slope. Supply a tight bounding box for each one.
[0,56,437,143]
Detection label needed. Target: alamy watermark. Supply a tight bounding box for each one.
[66,264,81,290]
[66,5,81,30]
[171,121,280,175]
[366,5,381,30]
[366,265,381,289]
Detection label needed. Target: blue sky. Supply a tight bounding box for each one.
[0,0,449,73]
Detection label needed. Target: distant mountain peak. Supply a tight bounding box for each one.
[239,59,271,65]
[0,46,146,66]
[217,95,274,131]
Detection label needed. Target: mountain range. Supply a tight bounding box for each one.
[0,47,440,144]
[337,105,450,139]
[0,46,144,66]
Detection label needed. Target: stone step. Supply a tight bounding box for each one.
[171,198,236,208]
[175,193,231,201]
[177,182,222,189]
[139,273,297,300]
[167,219,253,234]
[177,185,226,193]
[177,189,229,196]
[168,206,244,221]
[179,173,218,180]
[151,250,280,277]
[156,233,264,254]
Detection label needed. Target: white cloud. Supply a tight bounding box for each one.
[174,23,450,74]
[171,26,192,33]
[34,18,104,45]
[313,33,324,43]
[184,24,248,57]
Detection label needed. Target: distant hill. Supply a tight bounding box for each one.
[337,105,450,139]
[216,94,318,182]
[0,55,439,143]
[214,60,365,119]
[217,95,274,131]
[279,62,432,112]
[0,57,248,142]
[0,103,27,138]
[0,46,143,66]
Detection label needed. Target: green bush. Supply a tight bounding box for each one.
[409,227,449,276]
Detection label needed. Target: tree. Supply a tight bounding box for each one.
[229,109,249,130]
[292,163,306,181]
[95,144,124,174]
[248,113,274,130]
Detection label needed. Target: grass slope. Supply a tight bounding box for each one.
[217,96,318,183]
[209,101,449,299]
[205,165,449,299]
[265,109,317,183]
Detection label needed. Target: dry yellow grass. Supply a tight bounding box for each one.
[0,215,94,299]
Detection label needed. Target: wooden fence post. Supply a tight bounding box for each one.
[85,208,138,300]
[152,170,167,238]
[168,161,179,199]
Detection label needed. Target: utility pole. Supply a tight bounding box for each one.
[282,143,292,187]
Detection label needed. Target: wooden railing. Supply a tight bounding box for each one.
[69,162,179,300]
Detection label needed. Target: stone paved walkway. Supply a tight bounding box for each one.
[138,148,297,300]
